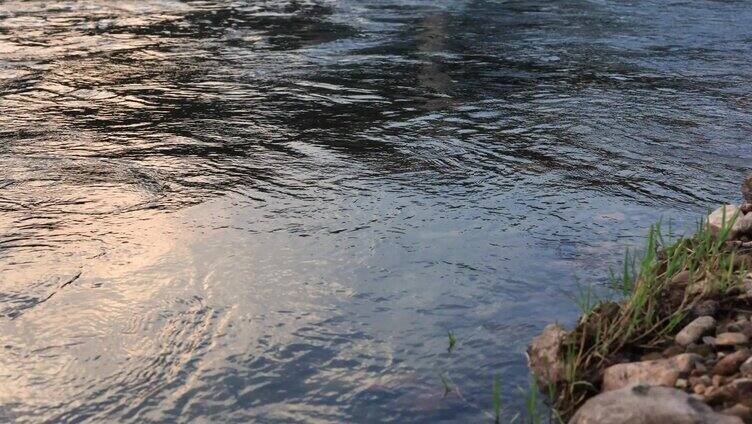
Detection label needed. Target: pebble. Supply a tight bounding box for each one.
[689,375,712,387]
[676,316,716,346]
[740,357,752,376]
[693,383,707,395]
[703,336,717,346]
[687,343,713,357]
[675,378,688,389]
[715,332,750,347]
[713,350,751,376]
[712,374,723,387]
[730,378,752,398]
[739,322,752,339]
[704,385,732,406]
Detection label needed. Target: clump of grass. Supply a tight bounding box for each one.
[545,211,750,419]
[492,376,501,423]
[440,373,458,399]
[520,381,542,424]
[447,331,457,353]
[609,248,637,296]
[568,278,600,316]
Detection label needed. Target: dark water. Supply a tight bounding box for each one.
[1,0,752,422]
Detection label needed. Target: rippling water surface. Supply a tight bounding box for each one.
[1,0,752,422]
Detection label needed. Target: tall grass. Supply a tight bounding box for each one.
[492,376,501,423]
[447,331,457,353]
[549,211,749,418]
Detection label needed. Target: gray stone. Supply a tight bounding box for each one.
[527,324,566,386]
[676,316,716,346]
[602,353,700,391]
[569,385,743,424]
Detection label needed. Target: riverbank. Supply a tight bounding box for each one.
[528,178,752,423]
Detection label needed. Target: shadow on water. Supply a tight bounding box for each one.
[1,0,752,422]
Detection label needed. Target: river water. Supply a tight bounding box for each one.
[1,0,751,422]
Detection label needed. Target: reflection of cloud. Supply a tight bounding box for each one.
[0,207,190,417]
[0,193,395,422]
[0,199,182,313]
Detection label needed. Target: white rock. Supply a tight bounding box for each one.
[570,385,743,424]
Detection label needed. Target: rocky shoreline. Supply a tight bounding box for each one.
[528,177,752,424]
